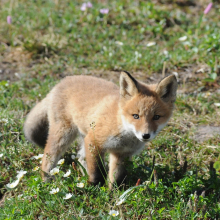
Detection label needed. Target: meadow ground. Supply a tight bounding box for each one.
[0,0,220,219]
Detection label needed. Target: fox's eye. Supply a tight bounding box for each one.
[153,115,160,120]
[133,114,139,119]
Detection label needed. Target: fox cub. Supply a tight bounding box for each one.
[24,71,177,188]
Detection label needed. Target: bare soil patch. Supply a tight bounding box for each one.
[194,126,220,143]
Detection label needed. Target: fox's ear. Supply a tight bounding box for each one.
[156,75,178,103]
[120,71,139,98]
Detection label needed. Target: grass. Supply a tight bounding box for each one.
[0,0,220,219]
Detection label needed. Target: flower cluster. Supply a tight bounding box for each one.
[80,2,109,14]
[6,170,27,188]
[81,2,93,11]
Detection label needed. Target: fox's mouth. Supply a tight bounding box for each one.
[137,138,151,143]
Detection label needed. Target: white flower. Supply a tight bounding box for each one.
[163,50,169,56]
[63,193,73,200]
[6,179,20,188]
[15,72,20,78]
[183,41,191,46]
[57,158,65,165]
[33,166,39,171]
[0,153,3,157]
[134,51,142,58]
[16,170,27,180]
[50,167,59,175]
[179,36,187,41]
[109,210,119,217]
[6,170,27,188]
[214,103,220,107]
[116,198,125,205]
[115,41,123,46]
[147,42,156,47]
[76,183,85,188]
[192,47,198,53]
[49,187,59,194]
[32,154,44,160]
[0,118,8,124]
[71,155,76,160]
[63,170,71,177]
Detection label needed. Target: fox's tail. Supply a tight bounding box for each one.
[24,96,49,148]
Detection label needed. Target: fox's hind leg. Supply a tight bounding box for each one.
[41,122,78,180]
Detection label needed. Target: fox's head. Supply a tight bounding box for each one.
[119,71,178,142]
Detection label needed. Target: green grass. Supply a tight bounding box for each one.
[1,0,220,219]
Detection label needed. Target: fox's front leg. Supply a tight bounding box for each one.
[109,153,131,189]
[84,134,107,186]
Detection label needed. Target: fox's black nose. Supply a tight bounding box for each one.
[142,133,150,140]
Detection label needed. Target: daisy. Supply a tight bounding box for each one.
[63,170,71,177]
[76,183,85,188]
[179,36,187,41]
[16,170,27,180]
[50,167,59,175]
[32,154,44,160]
[146,42,156,47]
[214,103,220,107]
[57,158,65,165]
[63,193,73,200]
[109,210,119,217]
[115,41,123,46]
[49,188,59,194]
[6,179,20,188]
[33,166,39,171]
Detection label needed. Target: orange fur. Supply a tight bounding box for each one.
[24,72,177,188]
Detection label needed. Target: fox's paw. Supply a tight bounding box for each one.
[41,171,55,182]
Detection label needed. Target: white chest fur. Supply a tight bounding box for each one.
[103,131,145,155]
